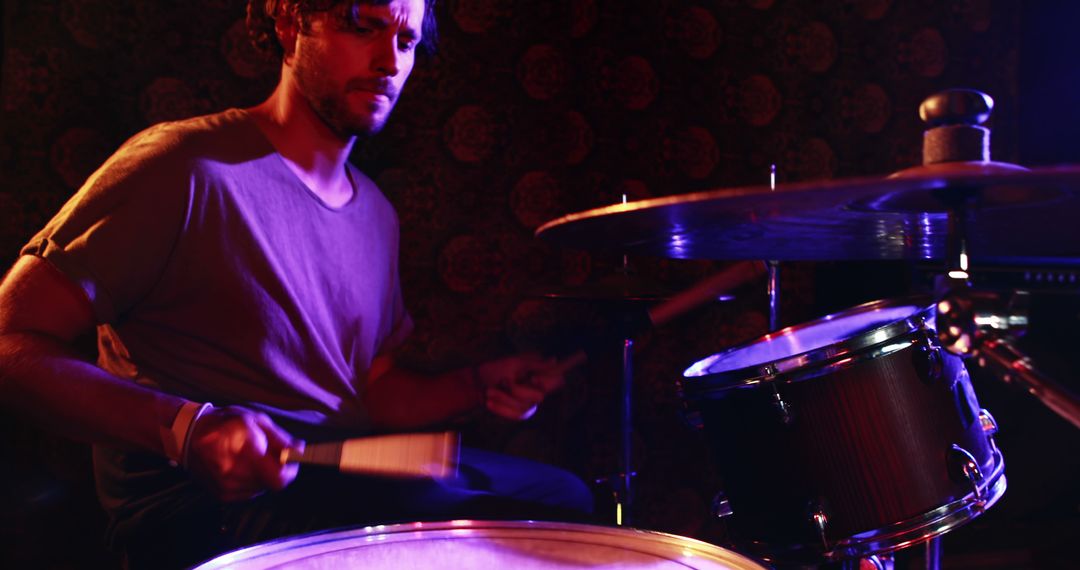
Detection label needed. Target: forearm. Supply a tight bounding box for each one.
[0,331,186,455]
[365,365,482,430]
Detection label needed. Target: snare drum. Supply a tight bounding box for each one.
[681,298,1005,564]
[192,520,767,569]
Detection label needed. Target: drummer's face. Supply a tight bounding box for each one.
[287,0,424,138]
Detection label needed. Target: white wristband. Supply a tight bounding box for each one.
[162,401,213,467]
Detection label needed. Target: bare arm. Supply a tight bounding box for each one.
[0,255,299,500]
[0,255,183,452]
[365,352,567,430]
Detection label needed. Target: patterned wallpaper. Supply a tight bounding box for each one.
[1,0,1021,554]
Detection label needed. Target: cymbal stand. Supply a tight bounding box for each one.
[765,166,790,423]
[616,193,635,526]
[618,334,634,526]
[767,165,782,332]
[935,192,1077,430]
[936,288,1080,430]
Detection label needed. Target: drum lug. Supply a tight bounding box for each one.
[913,330,944,383]
[711,491,734,518]
[978,408,999,435]
[772,389,793,424]
[764,366,794,424]
[948,444,986,504]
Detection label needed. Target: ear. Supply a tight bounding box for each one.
[274,2,301,62]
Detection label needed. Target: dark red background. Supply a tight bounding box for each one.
[2,1,1077,568]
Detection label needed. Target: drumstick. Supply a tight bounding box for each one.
[280,431,460,479]
[646,260,765,327]
[550,260,766,374]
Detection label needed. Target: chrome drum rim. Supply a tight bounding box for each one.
[683,296,935,393]
[827,448,1007,560]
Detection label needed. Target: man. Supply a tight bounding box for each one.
[0,0,592,567]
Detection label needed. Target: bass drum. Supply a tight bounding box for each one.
[191,520,767,569]
[681,297,1005,565]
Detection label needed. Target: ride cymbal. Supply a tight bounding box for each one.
[536,165,1080,264]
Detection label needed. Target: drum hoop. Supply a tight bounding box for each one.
[826,448,1007,560]
[192,520,768,570]
[682,296,935,394]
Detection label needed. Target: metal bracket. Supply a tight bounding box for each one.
[948,444,986,504]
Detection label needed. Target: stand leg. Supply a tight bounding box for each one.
[617,337,633,526]
[925,536,942,570]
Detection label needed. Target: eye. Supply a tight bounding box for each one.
[398,38,417,53]
[339,5,373,35]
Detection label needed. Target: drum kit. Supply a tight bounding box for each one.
[194,89,1079,569]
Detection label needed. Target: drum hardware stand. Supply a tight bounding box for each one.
[935,288,1080,429]
[615,334,634,526]
[765,165,790,424]
[612,192,636,526]
[924,537,943,570]
[912,328,945,383]
[910,89,1078,429]
[767,164,782,333]
[589,307,639,526]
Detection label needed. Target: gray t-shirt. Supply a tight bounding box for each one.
[21,109,412,528]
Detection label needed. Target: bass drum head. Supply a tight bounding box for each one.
[192,520,767,570]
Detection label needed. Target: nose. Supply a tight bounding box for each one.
[372,36,401,77]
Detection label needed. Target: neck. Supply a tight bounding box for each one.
[247,79,357,206]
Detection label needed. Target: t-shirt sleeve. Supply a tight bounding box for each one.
[20,129,192,324]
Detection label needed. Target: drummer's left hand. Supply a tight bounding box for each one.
[475,353,565,421]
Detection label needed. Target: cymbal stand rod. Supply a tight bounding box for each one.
[941,188,974,283]
[767,165,781,331]
[767,261,781,332]
[621,193,630,277]
[616,190,633,526]
[619,336,634,526]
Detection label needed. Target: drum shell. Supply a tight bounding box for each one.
[690,335,996,557]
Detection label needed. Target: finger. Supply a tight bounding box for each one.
[251,415,301,490]
[486,389,540,420]
[486,397,538,421]
[524,370,565,393]
[254,414,305,463]
[501,381,547,403]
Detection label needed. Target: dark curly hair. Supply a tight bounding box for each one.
[247,0,439,61]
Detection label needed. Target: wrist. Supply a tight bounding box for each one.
[161,401,214,468]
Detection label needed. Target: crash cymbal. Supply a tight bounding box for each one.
[536,165,1080,264]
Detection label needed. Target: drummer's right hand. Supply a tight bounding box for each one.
[184,405,304,502]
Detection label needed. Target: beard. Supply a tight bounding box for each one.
[292,47,397,139]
